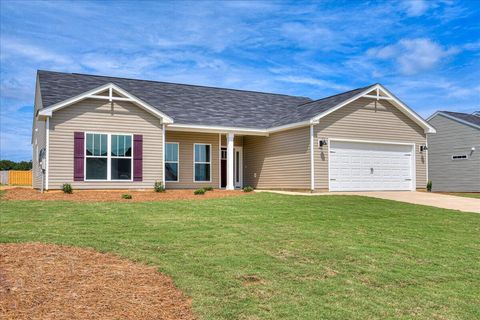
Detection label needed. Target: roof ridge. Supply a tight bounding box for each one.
[295,84,376,107]
[37,70,311,100]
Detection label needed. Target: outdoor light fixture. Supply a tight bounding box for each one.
[318,139,328,147]
[420,145,428,152]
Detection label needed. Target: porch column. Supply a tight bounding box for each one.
[226,132,235,190]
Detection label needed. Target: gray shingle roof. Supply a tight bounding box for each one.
[441,111,480,128]
[37,70,373,129]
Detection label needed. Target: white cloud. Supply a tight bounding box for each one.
[402,0,430,17]
[368,38,458,75]
[0,38,72,66]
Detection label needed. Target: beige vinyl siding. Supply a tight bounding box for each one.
[32,119,46,189]
[314,98,427,190]
[220,135,243,147]
[427,115,480,192]
[48,99,163,189]
[243,127,310,189]
[32,80,46,189]
[165,131,219,189]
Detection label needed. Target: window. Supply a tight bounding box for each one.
[194,144,211,182]
[86,133,108,180]
[452,154,468,160]
[165,143,179,182]
[111,134,132,180]
[85,133,132,181]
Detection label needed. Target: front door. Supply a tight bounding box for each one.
[220,147,243,189]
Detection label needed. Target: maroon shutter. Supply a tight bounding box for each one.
[133,134,143,181]
[73,132,84,181]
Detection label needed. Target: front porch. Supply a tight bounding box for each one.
[164,130,253,190]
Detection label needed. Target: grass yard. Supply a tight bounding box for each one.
[1,193,479,319]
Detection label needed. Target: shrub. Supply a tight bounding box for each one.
[426,180,432,192]
[62,183,73,194]
[122,193,132,199]
[194,188,206,195]
[154,181,165,192]
[243,186,254,192]
[204,186,214,191]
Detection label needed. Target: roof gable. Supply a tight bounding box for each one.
[428,111,480,130]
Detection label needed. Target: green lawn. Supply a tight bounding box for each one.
[1,193,479,319]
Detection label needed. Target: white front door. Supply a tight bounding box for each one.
[234,147,243,188]
[329,140,414,191]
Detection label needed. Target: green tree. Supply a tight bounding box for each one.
[0,160,32,170]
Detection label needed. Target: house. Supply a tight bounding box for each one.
[427,111,480,192]
[32,70,436,192]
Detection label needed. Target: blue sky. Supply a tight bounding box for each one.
[1,0,479,161]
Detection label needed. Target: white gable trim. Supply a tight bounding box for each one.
[38,83,174,124]
[427,112,480,130]
[311,84,436,134]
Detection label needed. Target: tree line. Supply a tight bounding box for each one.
[0,160,33,171]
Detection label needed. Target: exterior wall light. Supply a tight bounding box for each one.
[318,139,328,147]
[420,145,428,152]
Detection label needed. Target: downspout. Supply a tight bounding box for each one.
[45,117,49,191]
[310,124,315,192]
[162,123,166,187]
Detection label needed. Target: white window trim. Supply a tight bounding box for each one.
[84,132,133,182]
[451,154,468,160]
[165,142,179,182]
[193,143,212,183]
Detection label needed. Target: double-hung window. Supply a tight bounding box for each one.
[194,144,211,182]
[165,143,179,182]
[86,133,108,180]
[111,134,132,180]
[85,133,132,181]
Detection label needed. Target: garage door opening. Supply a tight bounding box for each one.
[329,140,415,192]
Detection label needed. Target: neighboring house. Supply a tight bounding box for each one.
[32,70,436,192]
[427,111,480,192]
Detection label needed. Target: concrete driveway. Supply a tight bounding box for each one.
[256,190,480,213]
[346,191,480,213]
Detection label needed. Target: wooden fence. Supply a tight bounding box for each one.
[7,170,32,185]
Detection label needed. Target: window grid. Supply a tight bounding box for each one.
[194,143,212,182]
[84,132,133,181]
[165,142,179,182]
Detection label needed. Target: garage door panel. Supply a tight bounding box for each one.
[329,141,413,191]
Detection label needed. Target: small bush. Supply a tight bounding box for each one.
[194,188,206,195]
[426,180,432,192]
[204,186,214,191]
[62,183,73,194]
[243,186,254,192]
[122,193,132,199]
[154,181,165,192]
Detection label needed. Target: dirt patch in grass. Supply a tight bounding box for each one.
[1,187,245,202]
[0,243,195,320]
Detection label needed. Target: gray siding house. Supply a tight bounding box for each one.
[427,111,480,192]
[32,70,436,192]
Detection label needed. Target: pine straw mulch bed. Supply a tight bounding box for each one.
[0,243,196,320]
[1,187,245,202]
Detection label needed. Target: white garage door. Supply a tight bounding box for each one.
[329,140,414,191]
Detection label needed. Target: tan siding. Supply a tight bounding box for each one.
[165,131,219,189]
[314,98,427,190]
[48,99,163,189]
[32,80,46,189]
[427,115,480,192]
[243,127,310,189]
[220,135,243,147]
